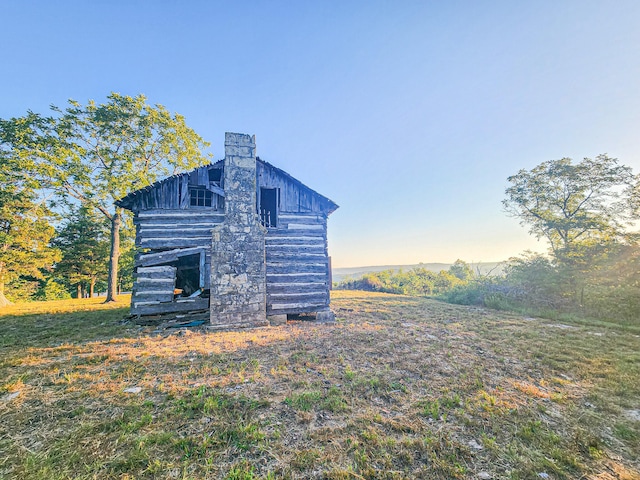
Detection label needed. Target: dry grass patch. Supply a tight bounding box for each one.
[1,291,639,479]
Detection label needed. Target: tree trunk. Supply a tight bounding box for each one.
[0,265,12,306]
[77,284,82,299]
[105,209,121,303]
[90,276,96,298]
[0,280,12,307]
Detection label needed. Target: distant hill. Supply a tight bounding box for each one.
[332,262,504,283]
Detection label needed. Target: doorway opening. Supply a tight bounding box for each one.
[260,188,279,227]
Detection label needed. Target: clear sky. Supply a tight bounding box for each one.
[2,1,639,267]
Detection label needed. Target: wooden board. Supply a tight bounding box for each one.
[136,247,205,267]
[267,273,327,283]
[131,297,210,316]
[137,266,177,277]
[140,237,213,249]
[266,237,326,246]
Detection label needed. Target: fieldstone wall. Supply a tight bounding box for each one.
[209,133,268,329]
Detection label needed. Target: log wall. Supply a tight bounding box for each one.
[125,159,336,319]
[265,213,330,315]
[130,209,223,316]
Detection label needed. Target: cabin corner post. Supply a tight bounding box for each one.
[209,133,268,329]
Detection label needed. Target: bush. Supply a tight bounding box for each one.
[336,266,466,296]
[440,280,490,305]
[582,285,640,323]
[37,279,72,301]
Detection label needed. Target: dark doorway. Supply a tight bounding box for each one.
[260,188,279,227]
[175,254,201,297]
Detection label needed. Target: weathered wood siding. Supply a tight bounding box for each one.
[131,266,176,315]
[265,213,330,315]
[119,165,224,212]
[257,162,334,214]
[133,209,224,288]
[129,209,222,316]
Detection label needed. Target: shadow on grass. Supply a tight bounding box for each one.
[0,295,133,348]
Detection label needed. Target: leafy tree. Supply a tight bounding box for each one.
[504,155,636,302]
[2,93,212,302]
[449,259,474,281]
[504,155,635,257]
[0,118,59,305]
[407,267,436,296]
[51,205,110,298]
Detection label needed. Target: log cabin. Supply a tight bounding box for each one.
[115,132,338,328]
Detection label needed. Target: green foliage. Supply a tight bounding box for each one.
[449,259,474,281]
[51,204,110,297]
[442,248,640,323]
[504,156,635,254]
[440,277,495,305]
[37,279,72,301]
[504,155,637,303]
[1,93,212,302]
[45,93,213,208]
[441,155,640,323]
[336,261,473,296]
[0,127,60,303]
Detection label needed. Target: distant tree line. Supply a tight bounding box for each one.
[0,93,211,306]
[335,260,475,296]
[339,155,640,324]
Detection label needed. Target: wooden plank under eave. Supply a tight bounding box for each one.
[135,222,219,228]
[137,209,224,218]
[137,228,214,239]
[140,237,212,249]
[278,213,324,221]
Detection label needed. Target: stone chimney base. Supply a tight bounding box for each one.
[209,132,268,330]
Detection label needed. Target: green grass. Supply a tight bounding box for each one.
[1,291,639,479]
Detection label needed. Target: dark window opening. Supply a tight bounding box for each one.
[260,188,279,227]
[190,187,212,207]
[208,168,222,184]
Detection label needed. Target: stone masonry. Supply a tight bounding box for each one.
[209,133,268,329]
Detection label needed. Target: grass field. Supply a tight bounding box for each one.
[1,291,639,479]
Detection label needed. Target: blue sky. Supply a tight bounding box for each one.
[2,1,639,267]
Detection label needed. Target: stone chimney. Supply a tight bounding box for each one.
[209,133,268,329]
